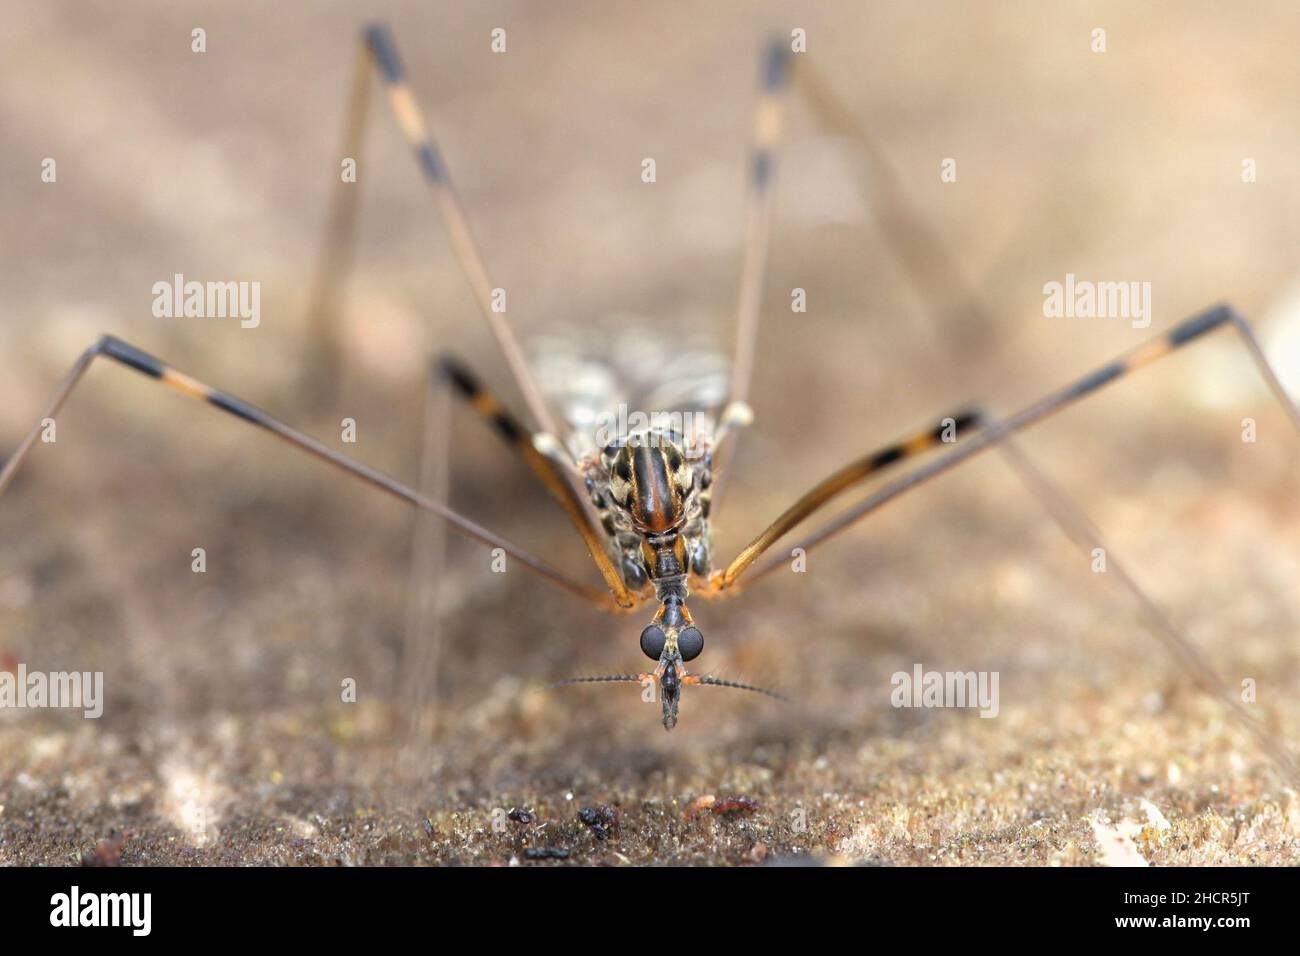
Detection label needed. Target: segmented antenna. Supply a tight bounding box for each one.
[544,672,790,704]
[691,675,790,703]
[544,674,647,692]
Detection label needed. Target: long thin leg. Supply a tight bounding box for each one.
[436,355,638,607]
[790,68,1299,781]
[705,306,1300,782]
[362,24,563,442]
[300,39,373,409]
[791,59,995,352]
[711,304,1298,591]
[988,427,1300,786]
[701,408,982,593]
[396,362,453,786]
[709,38,793,509]
[0,336,618,609]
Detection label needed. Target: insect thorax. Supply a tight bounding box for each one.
[583,426,714,598]
[530,323,728,597]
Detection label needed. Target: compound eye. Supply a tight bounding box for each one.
[639,624,667,660]
[677,626,704,662]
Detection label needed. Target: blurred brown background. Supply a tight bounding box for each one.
[1,0,1299,865]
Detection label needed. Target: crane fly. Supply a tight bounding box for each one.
[4,21,1300,777]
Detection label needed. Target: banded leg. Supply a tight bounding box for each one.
[710,37,793,508]
[789,69,1299,782]
[0,336,617,609]
[436,355,639,608]
[711,303,1300,593]
[769,61,1298,779]
[361,23,563,443]
[699,408,983,592]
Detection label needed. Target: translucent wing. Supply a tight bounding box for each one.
[531,313,730,460]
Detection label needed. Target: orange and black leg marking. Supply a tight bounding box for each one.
[362,23,563,442]
[0,336,616,609]
[748,68,1300,781]
[704,407,982,594]
[712,304,1300,594]
[436,355,639,609]
[729,37,792,406]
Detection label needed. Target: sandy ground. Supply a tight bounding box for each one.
[2,0,1300,865]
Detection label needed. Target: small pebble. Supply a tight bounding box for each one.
[80,832,128,867]
[524,847,570,860]
[711,796,760,817]
[578,805,619,840]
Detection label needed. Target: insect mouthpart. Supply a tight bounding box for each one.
[659,663,682,730]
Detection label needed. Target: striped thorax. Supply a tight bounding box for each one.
[586,427,713,728]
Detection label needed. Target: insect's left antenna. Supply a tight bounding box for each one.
[686,674,790,703]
